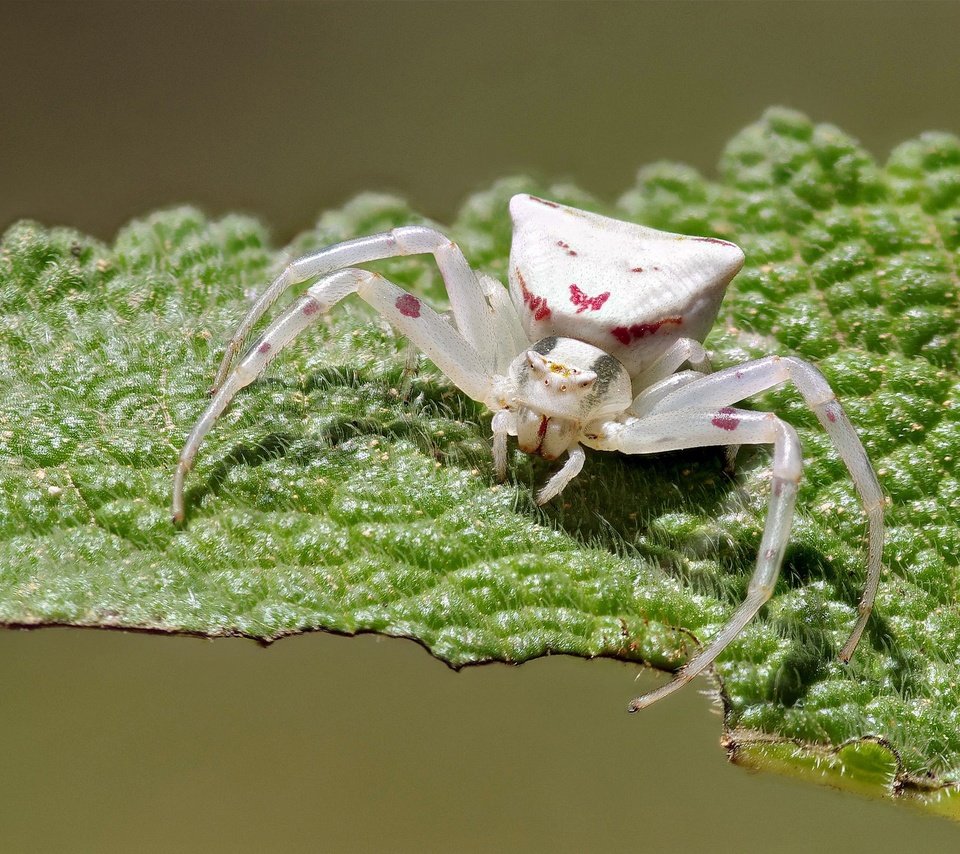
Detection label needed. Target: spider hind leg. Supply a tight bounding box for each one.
[173,267,494,522]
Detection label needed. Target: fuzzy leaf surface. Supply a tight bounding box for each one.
[3,109,958,812]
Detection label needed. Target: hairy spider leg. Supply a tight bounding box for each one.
[627,336,713,418]
[627,337,740,468]
[628,337,712,396]
[643,355,884,662]
[535,444,586,505]
[585,409,802,710]
[491,409,512,482]
[630,371,712,417]
[173,268,493,522]
[211,226,517,393]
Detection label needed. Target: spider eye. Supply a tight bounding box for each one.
[526,350,549,375]
[574,371,597,389]
[559,384,568,392]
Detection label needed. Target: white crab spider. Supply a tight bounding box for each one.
[172,194,884,711]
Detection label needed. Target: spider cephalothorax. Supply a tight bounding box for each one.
[172,194,884,711]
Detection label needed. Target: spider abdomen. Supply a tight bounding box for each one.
[506,194,744,378]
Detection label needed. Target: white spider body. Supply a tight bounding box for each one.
[172,194,885,711]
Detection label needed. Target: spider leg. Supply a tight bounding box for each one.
[586,409,801,710]
[397,309,454,401]
[629,337,740,472]
[535,444,586,505]
[212,226,513,393]
[173,268,492,522]
[629,337,711,396]
[630,370,707,418]
[491,410,513,482]
[641,355,883,661]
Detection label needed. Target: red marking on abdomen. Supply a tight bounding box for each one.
[257,341,272,354]
[610,316,682,345]
[395,293,421,318]
[517,269,552,321]
[711,407,740,431]
[557,240,578,257]
[302,300,320,316]
[629,266,644,273]
[693,236,732,246]
[569,283,610,313]
[537,416,549,440]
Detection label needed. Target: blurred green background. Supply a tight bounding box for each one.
[2,2,959,850]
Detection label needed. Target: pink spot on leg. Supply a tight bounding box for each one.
[711,407,740,431]
[826,408,837,423]
[395,293,421,318]
[257,341,272,354]
[302,300,320,316]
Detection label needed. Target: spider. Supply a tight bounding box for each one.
[171,194,884,710]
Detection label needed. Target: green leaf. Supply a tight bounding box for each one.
[3,108,959,814]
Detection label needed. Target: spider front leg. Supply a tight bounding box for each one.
[585,409,802,710]
[642,355,884,661]
[628,338,739,471]
[629,337,712,400]
[211,226,518,393]
[172,268,494,523]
